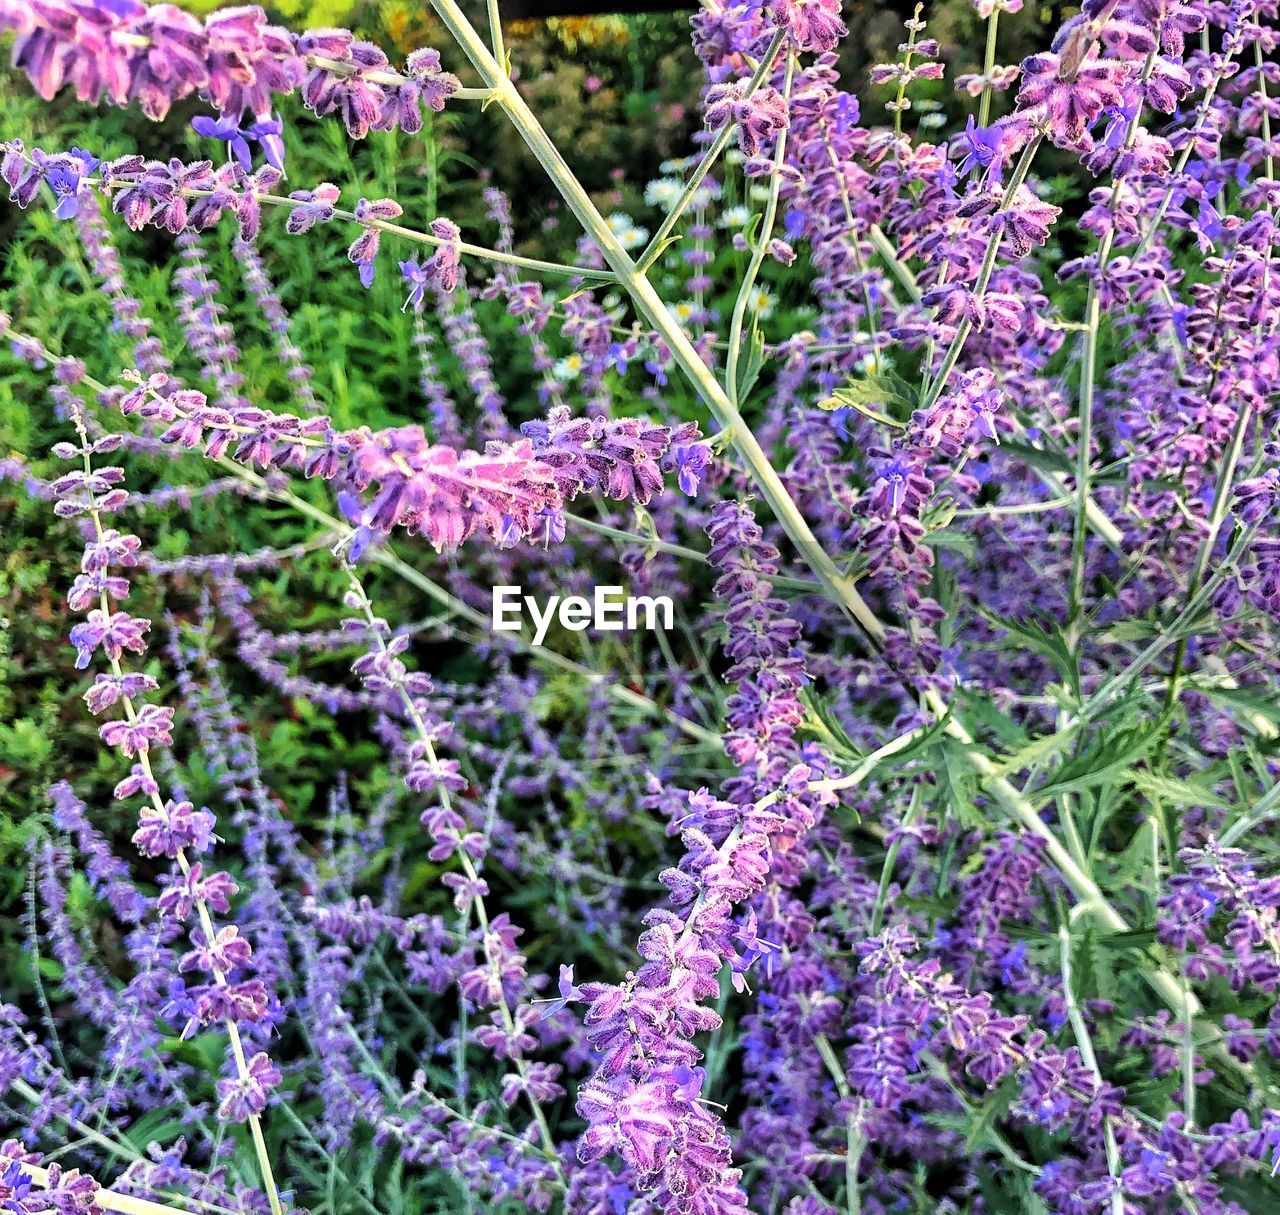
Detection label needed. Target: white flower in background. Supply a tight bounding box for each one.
[691,181,720,210]
[720,205,751,228]
[746,287,776,319]
[644,178,683,208]
[919,111,946,130]
[748,183,771,203]
[607,212,649,250]
[669,300,697,324]
[725,148,746,166]
[554,353,585,380]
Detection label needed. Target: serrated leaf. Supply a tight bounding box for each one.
[1199,684,1280,727]
[958,689,1031,749]
[817,369,917,428]
[1130,769,1230,809]
[991,724,1080,780]
[982,609,1080,697]
[798,689,864,762]
[1034,719,1164,802]
[934,738,983,826]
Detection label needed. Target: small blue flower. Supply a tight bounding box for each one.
[953,116,1005,182]
[606,341,630,376]
[1098,98,1140,149]
[45,148,99,220]
[192,111,286,173]
[644,356,668,388]
[672,443,710,497]
[828,405,856,442]
[399,260,430,312]
[996,940,1028,985]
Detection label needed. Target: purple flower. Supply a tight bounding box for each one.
[953,116,1006,182]
[398,218,461,308]
[216,1051,281,1122]
[191,112,256,170]
[1016,49,1128,147]
[286,182,340,233]
[704,81,790,157]
[68,609,150,668]
[44,148,99,219]
[670,442,711,497]
[535,964,584,1019]
[348,196,403,288]
[769,0,847,53]
[132,800,216,858]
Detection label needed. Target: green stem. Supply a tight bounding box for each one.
[976,8,1001,129]
[1070,237,1108,619]
[1058,920,1125,1215]
[726,53,796,406]
[892,7,923,141]
[484,0,506,73]
[426,0,890,647]
[921,133,1042,410]
[634,29,788,274]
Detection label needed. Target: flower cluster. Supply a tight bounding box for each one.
[1,1,459,130]
[46,388,281,1132]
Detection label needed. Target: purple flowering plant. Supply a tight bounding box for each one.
[2,0,1280,1213]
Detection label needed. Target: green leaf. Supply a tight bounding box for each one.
[1199,684,1280,727]
[798,689,865,762]
[981,609,1080,699]
[1001,439,1074,476]
[734,324,766,403]
[1033,718,1164,802]
[933,738,984,827]
[990,726,1080,780]
[817,369,918,428]
[958,689,1031,749]
[1129,769,1231,809]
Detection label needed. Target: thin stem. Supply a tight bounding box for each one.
[726,53,796,406]
[484,0,506,74]
[1070,238,1108,620]
[976,7,1001,129]
[921,133,1042,410]
[892,7,924,140]
[867,224,923,303]
[869,786,922,935]
[1058,920,1125,1215]
[634,28,788,274]
[67,408,287,1215]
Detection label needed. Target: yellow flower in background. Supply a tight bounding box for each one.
[181,0,362,22]
[543,17,629,51]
